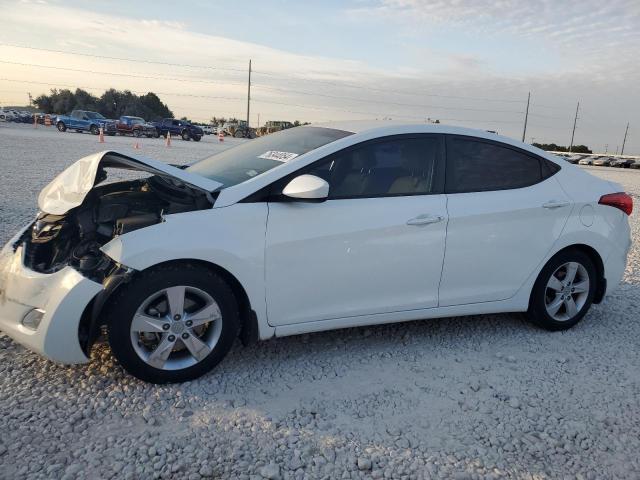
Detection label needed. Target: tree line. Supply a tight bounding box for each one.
[34,88,174,120]
[532,142,592,154]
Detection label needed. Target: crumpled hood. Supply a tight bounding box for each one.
[38,151,222,215]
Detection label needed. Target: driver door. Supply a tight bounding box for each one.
[265,134,448,326]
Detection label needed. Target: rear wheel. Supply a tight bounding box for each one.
[526,250,596,331]
[107,264,239,383]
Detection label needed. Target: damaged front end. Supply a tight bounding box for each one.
[17,151,222,354]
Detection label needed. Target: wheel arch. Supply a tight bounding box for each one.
[82,258,259,357]
[536,243,606,305]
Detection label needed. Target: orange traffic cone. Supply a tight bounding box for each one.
[165,132,171,147]
[218,130,224,142]
[133,142,140,150]
[99,126,105,143]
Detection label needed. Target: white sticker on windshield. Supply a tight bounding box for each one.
[258,151,299,162]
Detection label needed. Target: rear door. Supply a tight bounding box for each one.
[439,135,571,306]
[265,134,449,326]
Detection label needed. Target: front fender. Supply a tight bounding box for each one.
[100,205,272,338]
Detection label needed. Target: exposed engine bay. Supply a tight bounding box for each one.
[22,175,214,281]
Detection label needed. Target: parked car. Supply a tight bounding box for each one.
[610,158,634,168]
[578,157,594,165]
[565,155,586,164]
[153,118,203,141]
[0,122,632,383]
[593,157,613,166]
[115,116,159,138]
[55,110,117,135]
[630,161,640,169]
[202,125,214,135]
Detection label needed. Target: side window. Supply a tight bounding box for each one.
[306,136,443,199]
[445,137,543,193]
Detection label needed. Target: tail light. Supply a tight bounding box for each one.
[599,192,633,216]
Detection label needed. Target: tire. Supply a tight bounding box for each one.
[526,249,597,331]
[234,130,244,138]
[106,263,240,383]
[193,135,201,142]
[154,131,160,139]
[181,130,191,141]
[90,124,99,135]
[133,129,141,138]
[56,121,66,132]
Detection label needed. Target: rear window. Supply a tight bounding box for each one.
[188,126,353,188]
[445,137,548,193]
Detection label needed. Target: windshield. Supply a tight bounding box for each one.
[187,126,353,188]
[86,112,105,119]
[130,117,145,124]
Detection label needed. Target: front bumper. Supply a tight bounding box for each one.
[0,235,102,364]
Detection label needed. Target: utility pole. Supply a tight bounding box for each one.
[521,91,530,142]
[604,144,608,153]
[569,101,579,153]
[246,59,252,131]
[28,92,32,106]
[621,122,629,155]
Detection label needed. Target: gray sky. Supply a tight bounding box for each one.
[0,0,638,153]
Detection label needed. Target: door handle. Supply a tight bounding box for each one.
[542,200,570,209]
[406,214,444,226]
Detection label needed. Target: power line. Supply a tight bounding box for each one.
[255,84,526,114]
[0,42,533,106]
[0,42,247,73]
[0,60,246,87]
[0,77,245,101]
[0,59,529,115]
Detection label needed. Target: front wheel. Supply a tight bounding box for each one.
[90,124,99,135]
[56,121,66,132]
[106,264,239,383]
[526,250,596,331]
[192,135,201,142]
[133,129,141,137]
[181,130,191,141]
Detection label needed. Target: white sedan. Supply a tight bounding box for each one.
[0,122,632,383]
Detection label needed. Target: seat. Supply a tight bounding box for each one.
[330,150,373,197]
[387,143,434,195]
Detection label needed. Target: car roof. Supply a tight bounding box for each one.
[307,120,556,160]
[310,120,517,144]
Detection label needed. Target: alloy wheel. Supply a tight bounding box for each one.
[130,286,223,370]
[544,261,590,321]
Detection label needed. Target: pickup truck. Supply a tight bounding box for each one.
[115,116,159,138]
[153,118,203,141]
[55,110,117,135]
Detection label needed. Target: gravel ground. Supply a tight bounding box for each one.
[0,123,639,480]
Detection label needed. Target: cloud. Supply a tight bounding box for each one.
[0,1,637,153]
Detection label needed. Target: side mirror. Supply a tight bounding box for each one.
[282,174,329,202]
